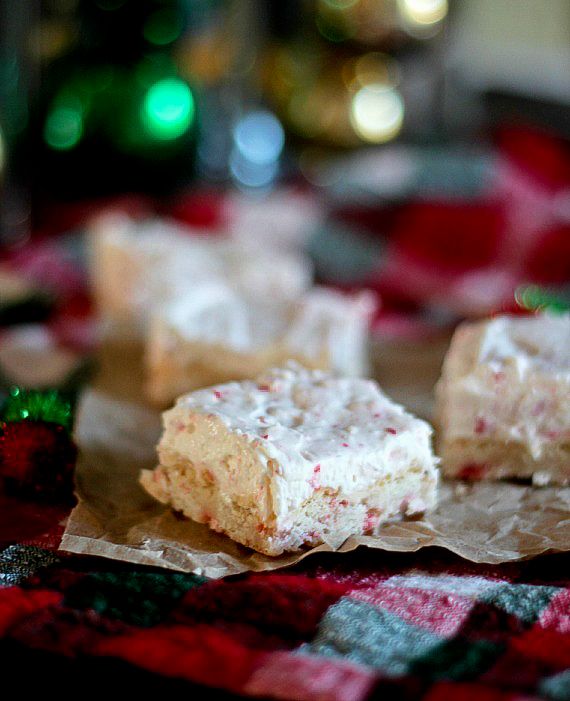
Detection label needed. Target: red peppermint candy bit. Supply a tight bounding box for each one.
[0,420,77,502]
[474,417,488,434]
[385,428,397,435]
[213,390,223,399]
[363,508,381,533]
[458,463,487,480]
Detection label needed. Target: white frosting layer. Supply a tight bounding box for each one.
[160,363,438,522]
[153,286,376,374]
[478,315,570,374]
[283,288,375,376]
[436,314,570,459]
[89,212,312,325]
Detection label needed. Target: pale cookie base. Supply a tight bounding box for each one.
[439,438,570,486]
[141,461,437,556]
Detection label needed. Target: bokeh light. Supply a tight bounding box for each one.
[44,105,83,150]
[350,83,404,143]
[141,78,194,140]
[315,0,358,42]
[514,285,569,314]
[233,111,284,166]
[320,0,359,8]
[230,152,279,189]
[398,0,448,28]
[231,110,284,188]
[143,8,184,46]
[353,53,400,90]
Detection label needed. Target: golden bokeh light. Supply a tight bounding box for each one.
[398,0,448,27]
[350,83,404,143]
[353,52,400,89]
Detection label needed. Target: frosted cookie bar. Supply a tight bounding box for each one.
[145,286,376,406]
[435,314,570,485]
[88,212,312,330]
[140,363,439,555]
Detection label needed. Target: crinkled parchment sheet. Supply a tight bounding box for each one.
[60,339,570,578]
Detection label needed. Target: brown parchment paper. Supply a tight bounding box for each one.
[60,338,570,578]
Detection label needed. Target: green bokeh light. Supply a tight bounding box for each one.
[143,9,183,46]
[44,106,83,150]
[515,284,569,315]
[141,78,194,140]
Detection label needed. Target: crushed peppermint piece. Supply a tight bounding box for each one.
[213,390,223,399]
[458,462,486,480]
[385,428,397,435]
[474,417,487,434]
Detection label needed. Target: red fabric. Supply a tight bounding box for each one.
[481,646,555,691]
[359,127,570,318]
[497,125,570,192]
[0,587,61,635]
[35,194,151,237]
[351,584,474,638]
[0,494,68,548]
[424,681,523,701]
[167,190,228,231]
[0,421,76,499]
[510,626,570,669]
[243,650,377,701]
[95,624,263,692]
[538,589,570,633]
[524,224,570,285]
[10,605,128,656]
[391,202,504,273]
[176,574,349,642]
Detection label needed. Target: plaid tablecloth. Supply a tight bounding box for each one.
[1,508,569,700]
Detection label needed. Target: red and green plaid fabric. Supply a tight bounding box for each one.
[1,508,569,701]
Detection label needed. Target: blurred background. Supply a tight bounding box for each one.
[0,0,569,407]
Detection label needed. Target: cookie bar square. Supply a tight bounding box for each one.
[141,363,438,555]
[144,287,376,406]
[435,314,570,485]
[88,212,312,330]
